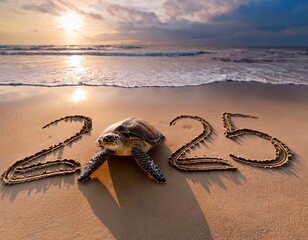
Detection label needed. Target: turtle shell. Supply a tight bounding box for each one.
[102,117,164,146]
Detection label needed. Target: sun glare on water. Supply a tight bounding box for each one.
[58,12,83,32]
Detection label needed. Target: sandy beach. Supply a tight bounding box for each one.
[0,82,308,239]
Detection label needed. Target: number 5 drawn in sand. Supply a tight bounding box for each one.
[222,112,292,168]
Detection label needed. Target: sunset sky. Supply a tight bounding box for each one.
[0,0,308,46]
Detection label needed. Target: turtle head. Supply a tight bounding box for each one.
[96,133,121,151]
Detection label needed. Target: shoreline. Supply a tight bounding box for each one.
[1,79,308,88]
[1,82,307,239]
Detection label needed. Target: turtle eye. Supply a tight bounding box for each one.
[103,135,117,143]
[104,136,112,142]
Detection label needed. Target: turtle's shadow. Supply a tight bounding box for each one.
[78,143,246,239]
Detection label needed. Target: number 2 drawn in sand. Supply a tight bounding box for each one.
[1,115,92,185]
[169,115,236,171]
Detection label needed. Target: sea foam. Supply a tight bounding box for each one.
[0,45,307,87]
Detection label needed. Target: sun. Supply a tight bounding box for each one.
[58,12,83,32]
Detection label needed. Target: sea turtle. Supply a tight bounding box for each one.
[78,117,166,183]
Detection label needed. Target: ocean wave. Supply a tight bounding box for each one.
[0,44,143,50]
[1,46,307,88]
[297,51,308,56]
[211,57,287,63]
[0,50,206,57]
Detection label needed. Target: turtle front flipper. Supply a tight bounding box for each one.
[132,145,166,183]
[78,148,112,182]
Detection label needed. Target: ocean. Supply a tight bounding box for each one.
[0,45,307,87]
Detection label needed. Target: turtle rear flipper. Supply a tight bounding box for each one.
[132,145,166,183]
[78,148,111,182]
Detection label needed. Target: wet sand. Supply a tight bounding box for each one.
[0,82,308,239]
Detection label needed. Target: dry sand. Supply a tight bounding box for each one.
[0,82,307,239]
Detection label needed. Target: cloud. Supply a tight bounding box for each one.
[164,0,247,21]
[57,0,104,20]
[214,0,308,31]
[95,0,248,44]
[2,0,308,45]
[18,0,104,20]
[22,0,64,15]
[83,12,104,20]
[84,0,308,46]
[158,0,308,45]
[103,2,161,27]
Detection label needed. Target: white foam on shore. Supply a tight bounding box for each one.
[1,78,306,88]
